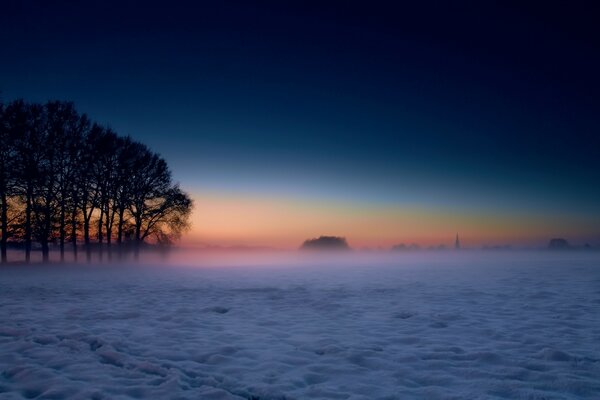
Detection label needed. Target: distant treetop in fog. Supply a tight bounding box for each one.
[300,236,350,251]
[548,238,570,250]
[391,243,421,251]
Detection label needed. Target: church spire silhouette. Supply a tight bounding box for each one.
[455,233,461,250]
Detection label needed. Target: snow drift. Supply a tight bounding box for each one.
[1,251,599,399]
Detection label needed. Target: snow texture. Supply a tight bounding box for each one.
[1,252,599,399]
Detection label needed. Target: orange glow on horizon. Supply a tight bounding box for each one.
[181,191,597,249]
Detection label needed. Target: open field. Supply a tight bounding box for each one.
[1,252,599,399]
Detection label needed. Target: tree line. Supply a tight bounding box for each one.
[0,99,193,264]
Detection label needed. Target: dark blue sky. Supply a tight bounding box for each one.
[2,1,600,245]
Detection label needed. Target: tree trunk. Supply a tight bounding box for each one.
[105,209,113,262]
[1,191,7,264]
[134,219,142,260]
[25,185,33,263]
[106,232,112,261]
[117,206,125,259]
[83,210,91,262]
[71,205,78,262]
[59,199,66,262]
[97,205,104,262]
[42,194,52,264]
[41,239,49,263]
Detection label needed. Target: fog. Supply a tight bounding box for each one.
[130,247,600,272]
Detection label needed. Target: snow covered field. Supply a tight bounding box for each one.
[1,252,599,399]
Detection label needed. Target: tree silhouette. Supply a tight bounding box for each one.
[300,236,350,251]
[0,100,14,263]
[0,99,193,264]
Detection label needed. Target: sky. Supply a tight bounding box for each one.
[2,1,600,248]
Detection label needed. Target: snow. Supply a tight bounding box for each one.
[1,252,599,399]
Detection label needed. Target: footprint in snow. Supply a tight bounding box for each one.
[207,306,230,314]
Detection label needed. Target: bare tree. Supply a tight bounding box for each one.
[78,124,104,261]
[0,101,13,263]
[7,102,46,262]
[114,137,138,257]
[90,127,119,260]
[127,147,193,257]
[139,185,193,245]
[46,102,86,261]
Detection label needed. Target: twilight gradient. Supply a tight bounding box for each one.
[2,1,599,248]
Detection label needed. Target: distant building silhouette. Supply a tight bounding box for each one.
[455,234,461,250]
